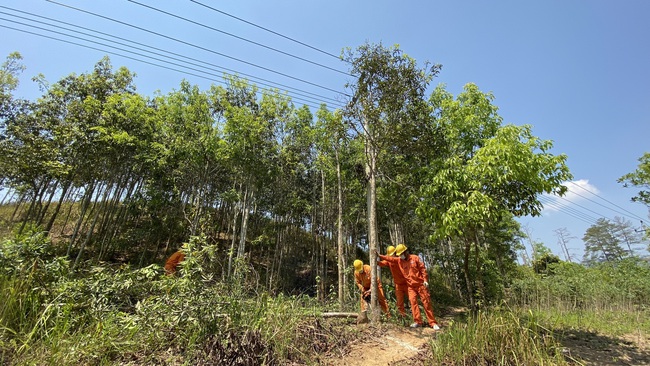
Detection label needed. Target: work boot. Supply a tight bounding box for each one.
[409,322,421,328]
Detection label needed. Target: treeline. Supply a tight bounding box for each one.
[0,43,573,308]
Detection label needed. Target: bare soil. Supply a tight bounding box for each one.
[322,323,439,366]
[319,313,650,366]
[558,328,650,365]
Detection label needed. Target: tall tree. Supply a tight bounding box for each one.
[418,83,572,309]
[583,218,628,265]
[343,43,439,321]
[315,106,348,308]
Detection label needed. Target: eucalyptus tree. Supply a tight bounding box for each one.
[611,216,646,256]
[90,91,160,261]
[583,218,628,265]
[266,104,316,290]
[342,42,440,320]
[153,80,226,240]
[418,83,572,309]
[0,52,46,227]
[315,105,349,306]
[219,76,290,276]
[51,58,138,264]
[0,52,25,124]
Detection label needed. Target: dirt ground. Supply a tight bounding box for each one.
[322,323,438,366]
[320,315,650,366]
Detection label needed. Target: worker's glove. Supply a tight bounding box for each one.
[423,281,429,287]
[362,290,371,302]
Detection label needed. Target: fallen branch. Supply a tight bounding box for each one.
[320,312,361,318]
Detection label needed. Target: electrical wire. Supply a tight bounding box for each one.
[553,194,612,221]
[127,0,350,76]
[0,24,327,110]
[188,0,344,61]
[538,195,599,225]
[45,0,349,96]
[568,181,646,222]
[0,6,345,107]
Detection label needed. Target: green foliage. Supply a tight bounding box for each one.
[582,218,631,265]
[0,233,347,365]
[511,258,650,311]
[429,309,568,365]
[0,225,69,340]
[619,152,650,208]
[532,252,561,275]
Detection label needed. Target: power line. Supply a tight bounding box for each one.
[46,0,349,96]
[188,0,344,62]
[0,6,344,107]
[0,24,327,110]
[0,7,346,108]
[539,195,599,225]
[127,0,350,76]
[553,194,611,221]
[568,181,646,222]
[539,195,600,224]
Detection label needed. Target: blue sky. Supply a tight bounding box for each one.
[2,0,649,260]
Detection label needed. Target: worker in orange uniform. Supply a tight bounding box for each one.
[378,244,439,329]
[164,250,185,275]
[378,245,408,317]
[353,259,390,317]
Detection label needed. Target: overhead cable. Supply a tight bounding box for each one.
[189,0,344,62]
[568,181,646,222]
[0,24,325,110]
[0,6,344,107]
[45,0,348,96]
[127,0,350,76]
[538,195,598,225]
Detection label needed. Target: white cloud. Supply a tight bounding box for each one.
[541,179,599,213]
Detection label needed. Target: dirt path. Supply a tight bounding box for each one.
[318,317,650,366]
[323,323,438,366]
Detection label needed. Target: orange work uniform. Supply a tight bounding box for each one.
[164,251,185,275]
[379,253,437,327]
[378,258,408,317]
[354,264,390,315]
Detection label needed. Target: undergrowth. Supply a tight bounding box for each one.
[0,228,351,365]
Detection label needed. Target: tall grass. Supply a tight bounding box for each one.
[429,309,568,365]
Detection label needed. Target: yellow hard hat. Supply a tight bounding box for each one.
[386,245,396,256]
[395,244,408,256]
[353,259,363,273]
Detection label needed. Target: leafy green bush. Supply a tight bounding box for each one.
[1,233,349,365]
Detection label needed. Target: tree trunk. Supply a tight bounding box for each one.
[237,185,251,260]
[463,237,476,311]
[388,220,405,247]
[44,178,72,234]
[365,130,380,322]
[67,183,95,257]
[72,183,111,271]
[0,186,14,206]
[336,150,345,309]
[10,192,26,222]
[37,180,59,226]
